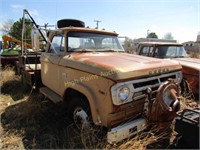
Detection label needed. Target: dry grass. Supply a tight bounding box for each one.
[0,68,76,149]
[179,96,199,110]
[0,94,13,112]
[0,66,26,101]
[117,131,169,150]
[0,66,18,86]
[189,52,200,59]
[68,124,171,149]
[0,131,24,149]
[0,67,199,149]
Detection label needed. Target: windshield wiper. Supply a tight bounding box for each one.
[174,56,187,58]
[103,49,117,52]
[73,48,94,52]
[97,49,124,52]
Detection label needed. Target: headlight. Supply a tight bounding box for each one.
[118,87,130,101]
[111,83,134,105]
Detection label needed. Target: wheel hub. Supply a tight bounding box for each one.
[73,107,89,128]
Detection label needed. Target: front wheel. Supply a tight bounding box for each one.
[68,97,91,129]
[68,97,107,148]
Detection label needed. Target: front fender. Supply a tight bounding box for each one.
[62,82,102,125]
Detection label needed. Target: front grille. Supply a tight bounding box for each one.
[132,73,177,100]
[160,75,176,82]
[133,79,159,88]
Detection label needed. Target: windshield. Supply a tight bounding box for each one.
[154,46,188,58]
[68,32,124,52]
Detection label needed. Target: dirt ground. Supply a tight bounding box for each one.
[0,67,199,149]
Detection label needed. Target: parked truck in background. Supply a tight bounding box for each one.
[136,42,200,100]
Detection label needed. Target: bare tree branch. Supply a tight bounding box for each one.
[0,19,15,35]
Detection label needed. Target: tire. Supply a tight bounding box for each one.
[68,97,108,148]
[68,97,91,129]
[57,19,85,28]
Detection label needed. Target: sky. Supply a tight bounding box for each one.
[0,0,200,43]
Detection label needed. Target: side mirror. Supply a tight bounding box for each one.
[31,28,40,52]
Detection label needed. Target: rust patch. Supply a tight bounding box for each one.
[182,65,199,96]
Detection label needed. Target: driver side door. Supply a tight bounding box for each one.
[40,34,65,94]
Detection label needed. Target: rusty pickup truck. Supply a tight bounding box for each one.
[137,42,200,100]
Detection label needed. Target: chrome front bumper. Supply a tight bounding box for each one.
[107,118,146,144]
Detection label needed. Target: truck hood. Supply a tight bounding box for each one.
[60,52,181,81]
[172,58,200,71]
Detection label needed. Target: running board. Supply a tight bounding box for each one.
[40,87,62,103]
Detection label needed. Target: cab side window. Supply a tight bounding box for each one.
[49,35,64,53]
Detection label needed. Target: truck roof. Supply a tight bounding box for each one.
[139,42,183,46]
[54,26,118,35]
